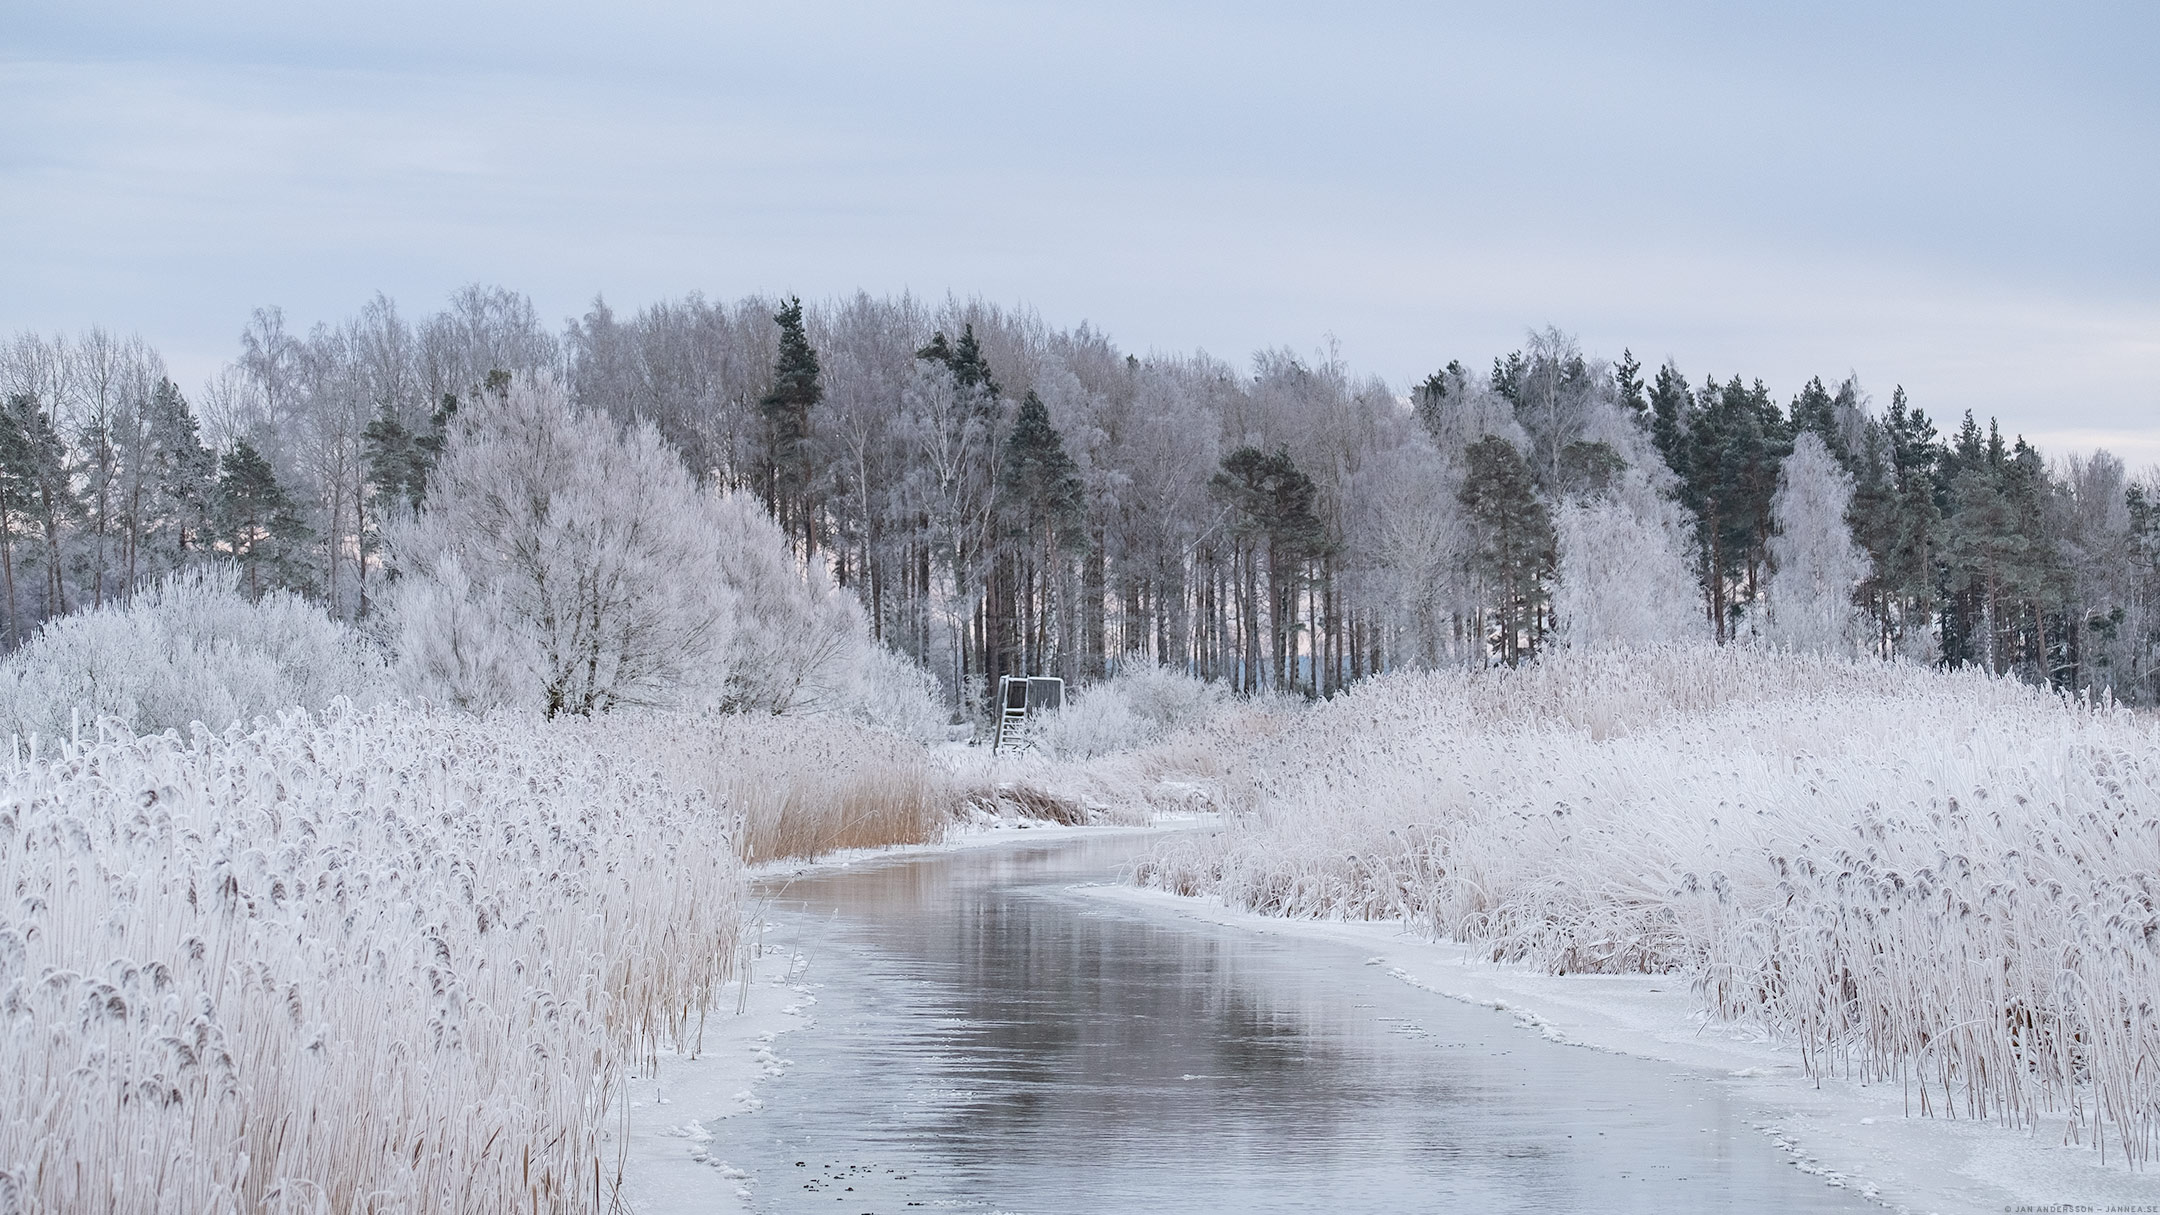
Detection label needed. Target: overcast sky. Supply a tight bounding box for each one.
[4,2,2155,463]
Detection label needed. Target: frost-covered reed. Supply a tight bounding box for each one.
[0,704,741,1213]
[1134,647,2160,1164]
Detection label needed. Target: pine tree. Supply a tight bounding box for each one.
[1412,360,1469,441]
[1458,435,1554,665]
[1212,446,1328,690]
[1489,350,1526,406]
[1790,376,1840,457]
[217,440,311,601]
[912,323,1010,706]
[1648,361,1692,473]
[759,297,824,552]
[1557,440,1625,498]
[998,391,1086,676]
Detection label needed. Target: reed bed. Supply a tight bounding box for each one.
[0,705,742,1214]
[581,714,960,864]
[1134,646,2160,1165]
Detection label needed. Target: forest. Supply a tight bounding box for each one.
[2,284,2155,718]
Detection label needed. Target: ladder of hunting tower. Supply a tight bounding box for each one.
[993,676,1063,755]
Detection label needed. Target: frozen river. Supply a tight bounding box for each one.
[714,833,1872,1213]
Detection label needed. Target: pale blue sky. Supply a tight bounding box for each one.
[4,2,2155,461]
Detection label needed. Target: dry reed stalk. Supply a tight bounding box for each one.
[571,712,960,864]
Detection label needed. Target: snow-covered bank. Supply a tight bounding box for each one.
[747,816,1205,880]
[1083,883,2160,1215]
[611,925,816,1215]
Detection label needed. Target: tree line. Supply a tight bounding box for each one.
[3,288,2156,713]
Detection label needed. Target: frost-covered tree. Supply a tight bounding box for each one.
[1764,432,1870,655]
[17,289,2160,702]
[1553,471,1705,650]
[384,374,736,716]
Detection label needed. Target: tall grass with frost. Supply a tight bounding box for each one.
[1134,647,2160,1164]
[0,705,740,1213]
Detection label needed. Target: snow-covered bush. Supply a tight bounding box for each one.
[0,565,385,742]
[1134,646,2160,1163]
[0,704,741,1212]
[1032,665,1228,760]
[846,642,950,741]
[705,490,935,725]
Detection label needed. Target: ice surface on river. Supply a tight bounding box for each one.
[706,835,1877,1214]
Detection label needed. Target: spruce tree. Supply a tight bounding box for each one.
[148,380,217,564]
[363,408,419,511]
[2,390,75,623]
[0,394,35,645]
[916,324,997,398]
[1615,350,1647,419]
[999,391,1085,541]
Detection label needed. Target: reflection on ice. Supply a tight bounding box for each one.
[718,835,1873,1213]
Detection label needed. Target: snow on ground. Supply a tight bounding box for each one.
[745,815,1204,880]
[612,923,816,1215]
[1082,882,2160,1215]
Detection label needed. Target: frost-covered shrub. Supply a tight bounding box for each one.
[0,704,740,1213]
[846,642,949,741]
[0,566,385,741]
[1135,646,2160,1163]
[704,491,944,729]
[1032,665,1228,759]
